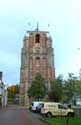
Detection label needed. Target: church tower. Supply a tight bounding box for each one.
[20,26,55,105]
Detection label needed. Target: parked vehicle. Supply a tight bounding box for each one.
[36,103,44,113]
[63,103,71,108]
[31,101,43,112]
[41,102,74,117]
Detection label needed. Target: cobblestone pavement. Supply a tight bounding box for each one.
[0,105,48,125]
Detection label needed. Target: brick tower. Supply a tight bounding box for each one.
[20,26,55,105]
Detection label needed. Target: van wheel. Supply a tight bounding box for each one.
[67,112,73,117]
[46,112,52,117]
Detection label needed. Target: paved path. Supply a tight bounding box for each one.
[0,105,48,125]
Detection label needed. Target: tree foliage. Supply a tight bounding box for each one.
[28,73,47,100]
[8,84,19,99]
[27,70,81,103]
[48,73,81,103]
[48,75,63,102]
[63,73,79,102]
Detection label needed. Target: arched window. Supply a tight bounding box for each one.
[35,57,40,65]
[35,57,40,73]
[36,34,40,43]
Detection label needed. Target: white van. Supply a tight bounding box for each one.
[41,102,74,117]
[31,101,43,112]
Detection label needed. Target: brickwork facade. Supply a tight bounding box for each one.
[20,29,55,105]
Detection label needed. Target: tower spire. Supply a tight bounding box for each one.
[36,22,39,31]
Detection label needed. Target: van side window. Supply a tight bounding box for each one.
[58,104,67,109]
[39,103,44,108]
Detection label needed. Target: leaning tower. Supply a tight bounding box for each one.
[20,26,55,105]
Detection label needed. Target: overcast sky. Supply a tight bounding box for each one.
[0,0,81,85]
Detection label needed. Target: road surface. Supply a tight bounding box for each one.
[0,105,48,125]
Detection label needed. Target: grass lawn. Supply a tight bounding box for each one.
[41,116,81,125]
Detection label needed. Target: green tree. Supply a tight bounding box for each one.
[63,73,78,102]
[48,75,63,102]
[28,73,47,100]
[76,80,81,97]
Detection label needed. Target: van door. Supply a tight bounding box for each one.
[52,104,60,116]
[58,104,67,116]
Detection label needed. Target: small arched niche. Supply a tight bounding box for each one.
[35,57,40,65]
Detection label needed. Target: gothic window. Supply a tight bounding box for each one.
[35,57,40,66]
[36,34,40,43]
[35,57,40,72]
